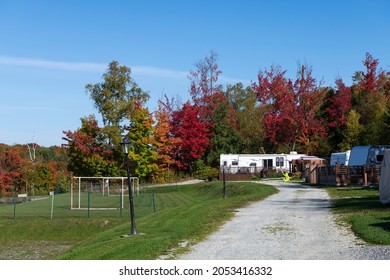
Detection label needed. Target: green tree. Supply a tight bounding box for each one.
[33,164,55,194]
[227,83,266,153]
[351,53,390,145]
[126,107,158,181]
[339,109,364,151]
[85,60,149,148]
[206,92,242,167]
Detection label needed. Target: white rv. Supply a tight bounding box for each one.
[220,152,306,174]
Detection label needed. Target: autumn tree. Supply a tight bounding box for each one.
[292,65,327,154]
[170,101,210,172]
[321,79,352,152]
[153,99,179,182]
[85,60,149,149]
[63,115,121,176]
[253,64,326,154]
[66,60,155,180]
[351,53,390,145]
[187,51,240,169]
[253,65,296,151]
[189,51,222,111]
[0,147,24,194]
[125,107,158,181]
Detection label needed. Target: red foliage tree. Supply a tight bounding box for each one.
[253,65,327,154]
[356,53,382,94]
[189,51,222,109]
[326,78,352,129]
[0,148,24,193]
[253,65,296,147]
[62,115,119,176]
[293,65,327,149]
[170,101,210,171]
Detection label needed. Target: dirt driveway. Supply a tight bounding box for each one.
[179,181,390,260]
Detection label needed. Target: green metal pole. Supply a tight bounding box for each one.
[120,192,123,218]
[87,191,90,219]
[13,190,16,220]
[152,188,156,213]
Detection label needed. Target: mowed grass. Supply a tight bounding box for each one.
[0,181,277,260]
[325,186,390,244]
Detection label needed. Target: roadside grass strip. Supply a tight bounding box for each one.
[0,181,277,260]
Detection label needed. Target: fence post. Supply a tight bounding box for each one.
[152,188,156,213]
[13,189,16,220]
[120,193,123,218]
[87,191,91,219]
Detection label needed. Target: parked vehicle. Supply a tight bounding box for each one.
[220,152,306,174]
[330,150,350,166]
[348,145,390,166]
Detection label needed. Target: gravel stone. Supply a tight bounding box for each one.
[179,181,390,260]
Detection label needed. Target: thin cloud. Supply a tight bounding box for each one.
[219,75,252,86]
[0,55,250,85]
[0,56,188,79]
[132,66,188,79]
[0,56,106,72]
[0,105,68,113]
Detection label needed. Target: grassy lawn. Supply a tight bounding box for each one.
[324,186,390,245]
[0,181,277,260]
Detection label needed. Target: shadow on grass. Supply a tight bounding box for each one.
[372,221,390,232]
[371,217,390,233]
[330,196,390,213]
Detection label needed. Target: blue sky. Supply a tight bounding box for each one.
[1,0,390,147]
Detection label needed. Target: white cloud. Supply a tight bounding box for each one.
[0,56,106,72]
[0,55,188,79]
[219,75,252,86]
[0,55,250,85]
[0,105,68,113]
[132,65,188,79]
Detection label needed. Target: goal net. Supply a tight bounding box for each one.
[70,176,139,210]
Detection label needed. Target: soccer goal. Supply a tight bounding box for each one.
[70,176,139,210]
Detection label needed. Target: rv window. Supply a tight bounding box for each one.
[223,161,227,166]
[263,159,273,168]
[275,157,284,167]
[249,163,257,167]
[232,161,238,166]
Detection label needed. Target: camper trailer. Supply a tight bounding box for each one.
[378,149,390,204]
[330,150,351,166]
[348,146,390,166]
[220,152,306,174]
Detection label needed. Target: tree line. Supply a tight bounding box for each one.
[63,51,390,183]
[0,144,69,196]
[2,51,389,194]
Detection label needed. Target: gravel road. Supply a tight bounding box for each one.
[179,181,390,260]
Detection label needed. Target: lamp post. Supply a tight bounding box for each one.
[120,137,137,236]
[222,165,227,198]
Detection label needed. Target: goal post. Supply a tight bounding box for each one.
[70,176,139,210]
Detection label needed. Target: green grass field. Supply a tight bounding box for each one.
[0,181,277,260]
[325,186,390,245]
